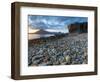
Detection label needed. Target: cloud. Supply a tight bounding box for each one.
[28,15,87,30]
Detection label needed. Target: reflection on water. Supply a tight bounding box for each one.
[28,34,54,40]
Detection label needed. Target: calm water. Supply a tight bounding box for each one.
[28,34,55,40]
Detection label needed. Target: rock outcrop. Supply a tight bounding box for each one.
[68,22,88,33]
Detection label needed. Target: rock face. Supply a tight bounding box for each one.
[68,22,87,33]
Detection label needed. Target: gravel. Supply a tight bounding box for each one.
[28,33,88,66]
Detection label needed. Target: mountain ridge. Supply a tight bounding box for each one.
[29,29,58,34]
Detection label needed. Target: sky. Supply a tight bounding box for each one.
[28,15,87,33]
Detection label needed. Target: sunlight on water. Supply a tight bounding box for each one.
[28,34,54,40]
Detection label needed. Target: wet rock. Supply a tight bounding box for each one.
[28,33,88,66]
[65,55,71,63]
[63,51,68,56]
[32,58,43,65]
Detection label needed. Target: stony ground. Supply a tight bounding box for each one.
[28,33,88,66]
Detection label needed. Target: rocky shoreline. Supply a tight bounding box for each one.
[28,33,88,66]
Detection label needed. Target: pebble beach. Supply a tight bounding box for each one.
[28,33,88,66]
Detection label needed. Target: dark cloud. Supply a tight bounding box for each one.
[28,15,87,30]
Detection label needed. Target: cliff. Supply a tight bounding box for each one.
[68,22,88,33]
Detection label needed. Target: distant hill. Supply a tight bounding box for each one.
[35,29,53,34]
[30,29,58,34]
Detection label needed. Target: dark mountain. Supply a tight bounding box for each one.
[32,29,56,34]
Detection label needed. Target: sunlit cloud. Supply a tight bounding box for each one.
[28,26,39,33]
[28,15,87,33]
